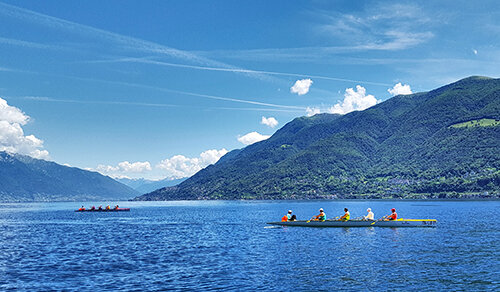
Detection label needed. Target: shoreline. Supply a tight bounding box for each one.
[1,197,499,204]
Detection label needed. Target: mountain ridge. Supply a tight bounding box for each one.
[0,152,139,202]
[135,76,500,200]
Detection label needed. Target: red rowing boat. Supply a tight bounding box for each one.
[75,208,130,212]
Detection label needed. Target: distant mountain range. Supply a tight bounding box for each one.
[0,152,139,202]
[116,177,186,194]
[135,76,500,201]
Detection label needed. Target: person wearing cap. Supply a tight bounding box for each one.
[364,208,374,221]
[385,208,398,221]
[281,210,293,222]
[339,208,350,221]
[312,208,326,221]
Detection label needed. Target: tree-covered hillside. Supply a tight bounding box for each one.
[136,76,500,200]
[0,152,139,202]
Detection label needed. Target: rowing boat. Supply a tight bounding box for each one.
[75,208,130,212]
[267,218,437,227]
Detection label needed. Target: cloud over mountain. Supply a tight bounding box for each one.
[237,132,271,145]
[156,148,228,178]
[261,116,278,128]
[0,97,49,159]
[388,83,412,96]
[328,85,379,114]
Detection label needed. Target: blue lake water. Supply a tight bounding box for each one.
[0,200,499,291]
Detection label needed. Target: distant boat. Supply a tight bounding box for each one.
[267,219,437,227]
[75,208,130,212]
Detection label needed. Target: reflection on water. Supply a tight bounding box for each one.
[0,200,499,291]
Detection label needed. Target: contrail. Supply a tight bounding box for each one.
[15,96,304,113]
[0,2,392,87]
[18,96,179,108]
[55,75,306,110]
[86,57,393,87]
[3,67,306,111]
[0,2,271,82]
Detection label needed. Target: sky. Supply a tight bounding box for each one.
[0,0,499,180]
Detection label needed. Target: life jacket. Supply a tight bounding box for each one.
[388,212,397,220]
[281,215,288,222]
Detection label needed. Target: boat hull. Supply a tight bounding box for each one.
[267,219,437,228]
[75,208,130,212]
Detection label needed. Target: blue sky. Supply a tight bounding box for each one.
[0,0,499,179]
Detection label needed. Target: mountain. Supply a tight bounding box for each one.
[135,76,500,201]
[0,152,139,202]
[116,177,186,194]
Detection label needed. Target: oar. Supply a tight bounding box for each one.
[371,215,388,225]
[307,215,327,223]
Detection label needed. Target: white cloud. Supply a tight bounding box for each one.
[261,116,278,128]
[95,164,119,173]
[0,98,29,124]
[306,107,321,116]
[156,148,228,178]
[237,132,271,145]
[318,4,433,52]
[328,85,379,115]
[387,83,413,96]
[96,161,152,176]
[290,79,313,95]
[118,161,152,172]
[0,97,49,159]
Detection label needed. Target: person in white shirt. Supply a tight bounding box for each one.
[364,208,374,221]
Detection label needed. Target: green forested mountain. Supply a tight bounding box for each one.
[136,76,500,201]
[0,152,139,202]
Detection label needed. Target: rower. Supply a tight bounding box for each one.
[90,206,96,210]
[312,208,326,221]
[105,205,111,210]
[364,208,374,221]
[114,205,119,210]
[98,205,103,210]
[78,206,85,211]
[290,215,297,221]
[287,210,292,221]
[339,208,350,221]
[385,208,398,221]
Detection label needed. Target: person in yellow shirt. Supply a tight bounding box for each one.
[339,208,350,221]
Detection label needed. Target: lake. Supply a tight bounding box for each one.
[0,200,499,291]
